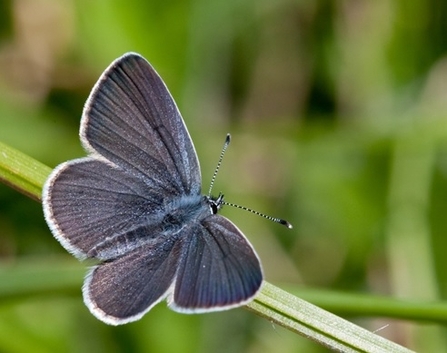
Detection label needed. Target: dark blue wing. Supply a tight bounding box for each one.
[170,215,263,312]
[82,53,201,196]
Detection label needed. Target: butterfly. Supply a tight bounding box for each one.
[43,53,292,325]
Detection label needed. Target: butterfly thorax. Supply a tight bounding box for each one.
[161,194,207,232]
[161,193,225,233]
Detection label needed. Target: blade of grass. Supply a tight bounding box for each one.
[0,257,83,301]
[0,140,415,352]
[0,141,51,201]
[293,288,447,324]
[246,282,414,353]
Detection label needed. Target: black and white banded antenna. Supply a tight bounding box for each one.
[208,133,293,229]
[207,133,231,197]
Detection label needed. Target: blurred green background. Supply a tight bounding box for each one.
[1,0,447,352]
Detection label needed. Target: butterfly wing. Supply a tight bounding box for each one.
[82,52,201,196]
[83,236,182,325]
[43,158,169,260]
[170,215,263,312]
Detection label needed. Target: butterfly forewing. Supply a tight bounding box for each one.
[82,53,201,195]
[43,157,171,260]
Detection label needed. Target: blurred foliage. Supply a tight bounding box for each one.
[1,0,447,352]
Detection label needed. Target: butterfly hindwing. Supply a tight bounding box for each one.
[171,215,263,312]
[84,237,182,325]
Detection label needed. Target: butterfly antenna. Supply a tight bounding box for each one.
[208,133,292,229]
[208,133,231,197]
[223,201,293,229]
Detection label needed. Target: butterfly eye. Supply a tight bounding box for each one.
[210,202,219,214]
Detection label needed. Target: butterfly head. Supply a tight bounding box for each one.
[205,193,225,215]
